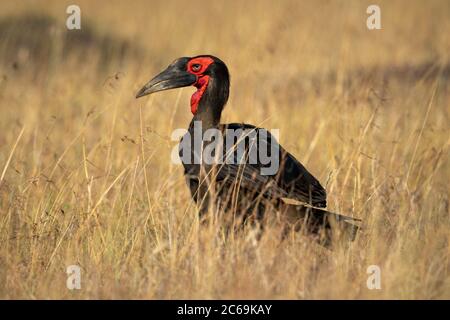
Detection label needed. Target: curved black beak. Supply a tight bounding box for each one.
[135,64,197,98]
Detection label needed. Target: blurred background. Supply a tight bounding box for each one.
[0,0,449,299]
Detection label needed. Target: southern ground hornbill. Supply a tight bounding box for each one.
[136,55,360,244]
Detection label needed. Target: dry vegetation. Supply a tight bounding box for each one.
[0,0,449,299]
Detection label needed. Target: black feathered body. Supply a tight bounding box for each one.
[180,121,327,219]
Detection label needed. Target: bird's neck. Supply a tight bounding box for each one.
[192,76,229,129]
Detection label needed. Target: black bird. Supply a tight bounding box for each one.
[136,55,359,243]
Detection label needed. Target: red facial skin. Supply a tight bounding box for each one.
[187,57,214,114]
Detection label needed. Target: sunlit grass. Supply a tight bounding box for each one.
[0,0,449,299]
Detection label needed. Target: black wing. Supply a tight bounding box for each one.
[215,123,327,207]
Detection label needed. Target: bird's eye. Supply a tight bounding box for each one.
[191,64,202,72]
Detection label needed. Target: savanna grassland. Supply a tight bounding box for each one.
[0,0,449,299]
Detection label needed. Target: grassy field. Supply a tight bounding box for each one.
[0,0,449,299]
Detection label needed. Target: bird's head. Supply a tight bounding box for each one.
[136,55,229,115]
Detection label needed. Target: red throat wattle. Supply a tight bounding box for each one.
[190,75,209,114]
[187,57,214,114]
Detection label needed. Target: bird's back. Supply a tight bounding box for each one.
[179,122,327,215]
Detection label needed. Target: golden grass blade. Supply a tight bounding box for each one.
[0,127,25,186]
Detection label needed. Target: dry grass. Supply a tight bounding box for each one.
[0,0,449,299]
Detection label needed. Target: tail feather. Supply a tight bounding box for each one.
[280,197,361,245]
